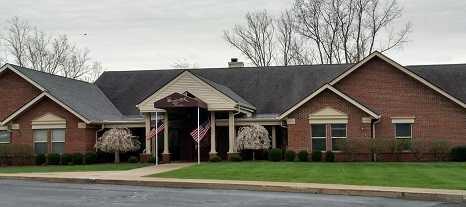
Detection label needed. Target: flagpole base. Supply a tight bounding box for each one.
[161,153,171,163]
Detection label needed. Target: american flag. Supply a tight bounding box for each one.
[190,120,210,143]
[148,121,164,139]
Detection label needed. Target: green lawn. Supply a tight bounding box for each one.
[152,162,466,190]
[0,163,149,174]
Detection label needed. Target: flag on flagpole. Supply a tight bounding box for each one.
[190,120,210,143]
[148,121,165,139]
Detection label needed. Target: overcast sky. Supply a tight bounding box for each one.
[1,0,465,71]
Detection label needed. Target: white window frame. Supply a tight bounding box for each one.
[311,124,327,152]
[394,123,413,139]
[33,129,49,154]
[0,128,11,144]
[51,129,65,154]
[331,124,347,152]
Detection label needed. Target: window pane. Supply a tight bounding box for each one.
[331,124,347,138]
[35,143,48,154]
[52,129,65,142]
[332,138,346,151]
[52,142,65,154]
[0,131,11,143]
[395,123,411,137]
[311,124,326,137]
[33,130,48,142]
[312,138,326,151]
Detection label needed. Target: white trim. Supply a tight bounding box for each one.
[329,52,465,108]
[0,126,7,130]
[279,85,380,120]
[1,92,91,126]
[32,124,66,129]
[0,64,46,91]
[391,117,416,124]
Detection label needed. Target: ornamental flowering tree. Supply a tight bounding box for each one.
[95,128,141,163]
[236,124,271,160]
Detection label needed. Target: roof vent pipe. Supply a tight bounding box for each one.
[228,58,244,68]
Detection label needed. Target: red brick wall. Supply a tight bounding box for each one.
[287,90,372,152]
[10,97,97,153]
[0,70,41,121]
[335,57,466,146]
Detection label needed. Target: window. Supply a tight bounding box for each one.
[395,123,412,151]
[311,124,326,151]
[0,130,11,143]
[34,129,48,154]
[51,129,65,154]
[331,124,347,151]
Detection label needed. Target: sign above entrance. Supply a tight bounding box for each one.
[154,92,208,109]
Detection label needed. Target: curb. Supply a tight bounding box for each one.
[1,176,465,203]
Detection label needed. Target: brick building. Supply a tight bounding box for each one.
[0,52,465,161]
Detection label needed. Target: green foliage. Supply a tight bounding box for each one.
[311,151,322,161]
[450,146,466,162]
[284,150,296,162]
[297,150,309,162]
[430,140,450,161]
[128,156,139,163]
[0,144,34,165]
[148,155,156,164]
[61,153,73,165]
[35,154,46,165]
[71,153,83,165]
[209,155,222,162]
[84,152,97,164]
[229,154,242,162]
[268,148,282,162]
[47,153,60,165]
[325,151,335,162]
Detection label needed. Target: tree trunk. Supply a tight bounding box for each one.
[253,151,255,161]
[114,151,120,164]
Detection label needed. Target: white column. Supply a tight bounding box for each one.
[197,107,200,164]
[155,112,159,166]
[228,112,235,153]
[163,113,169,154]
[144,113,151,154]
[210,111,216,154]
[271,126,277,148]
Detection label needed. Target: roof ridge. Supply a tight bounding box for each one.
[406,63,466,67]
[7,63,95,85]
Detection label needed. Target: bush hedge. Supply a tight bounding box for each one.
[209,155,222,162]
[84,152,97,164]
[297,150,309,162]
[284,150,296,161]
[47,153,60,165]
[325,151,335,162]
[311,151,322,161]
[35,154,46,165]
[61,153,73,165]
[268,148,282,162]
[0,144,34,166]
[128,156,139,163]
[71,153,83,165]
[450,145,466,162]
[229,154,242,162]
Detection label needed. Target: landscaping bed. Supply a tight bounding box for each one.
[0,163,149,174]
[152,162,466,190]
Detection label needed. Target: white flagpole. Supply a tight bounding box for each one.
[197,106,200,165]
[155,111,159,166]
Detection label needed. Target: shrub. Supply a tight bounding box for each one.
[47,153,61,165]
[209,155,222,162]
[311,151,322,161]
[148,155,156,164]
[0,144,34,166]
[35,154,46,165]
[284,150,296,161]
[268,148,282,162]
[325,151,335,162]
[71,153,83,165]
[61,153,73,165]
[450,146,466,162]
[128,156,139,163]
[229,154,242,162]
[297,150,309,162]
[84,152,97,164]
[430,140,450,161]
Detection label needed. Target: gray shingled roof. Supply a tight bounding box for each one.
[9,64,126,123]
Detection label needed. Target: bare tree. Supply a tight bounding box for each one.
[95,128,141,163]
[236,124,271,160]
[1,17,102,81]
[171,57,199,69]
[83,61,104,83]
[224,10,275,67]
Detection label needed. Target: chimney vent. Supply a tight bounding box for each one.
[228,58,244,68]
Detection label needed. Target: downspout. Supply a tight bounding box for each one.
[234,103,242,115]
[371,118,381,162]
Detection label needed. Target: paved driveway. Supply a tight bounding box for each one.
[0,179,461,207]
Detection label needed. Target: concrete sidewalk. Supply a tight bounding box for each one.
[0,163,465,203]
